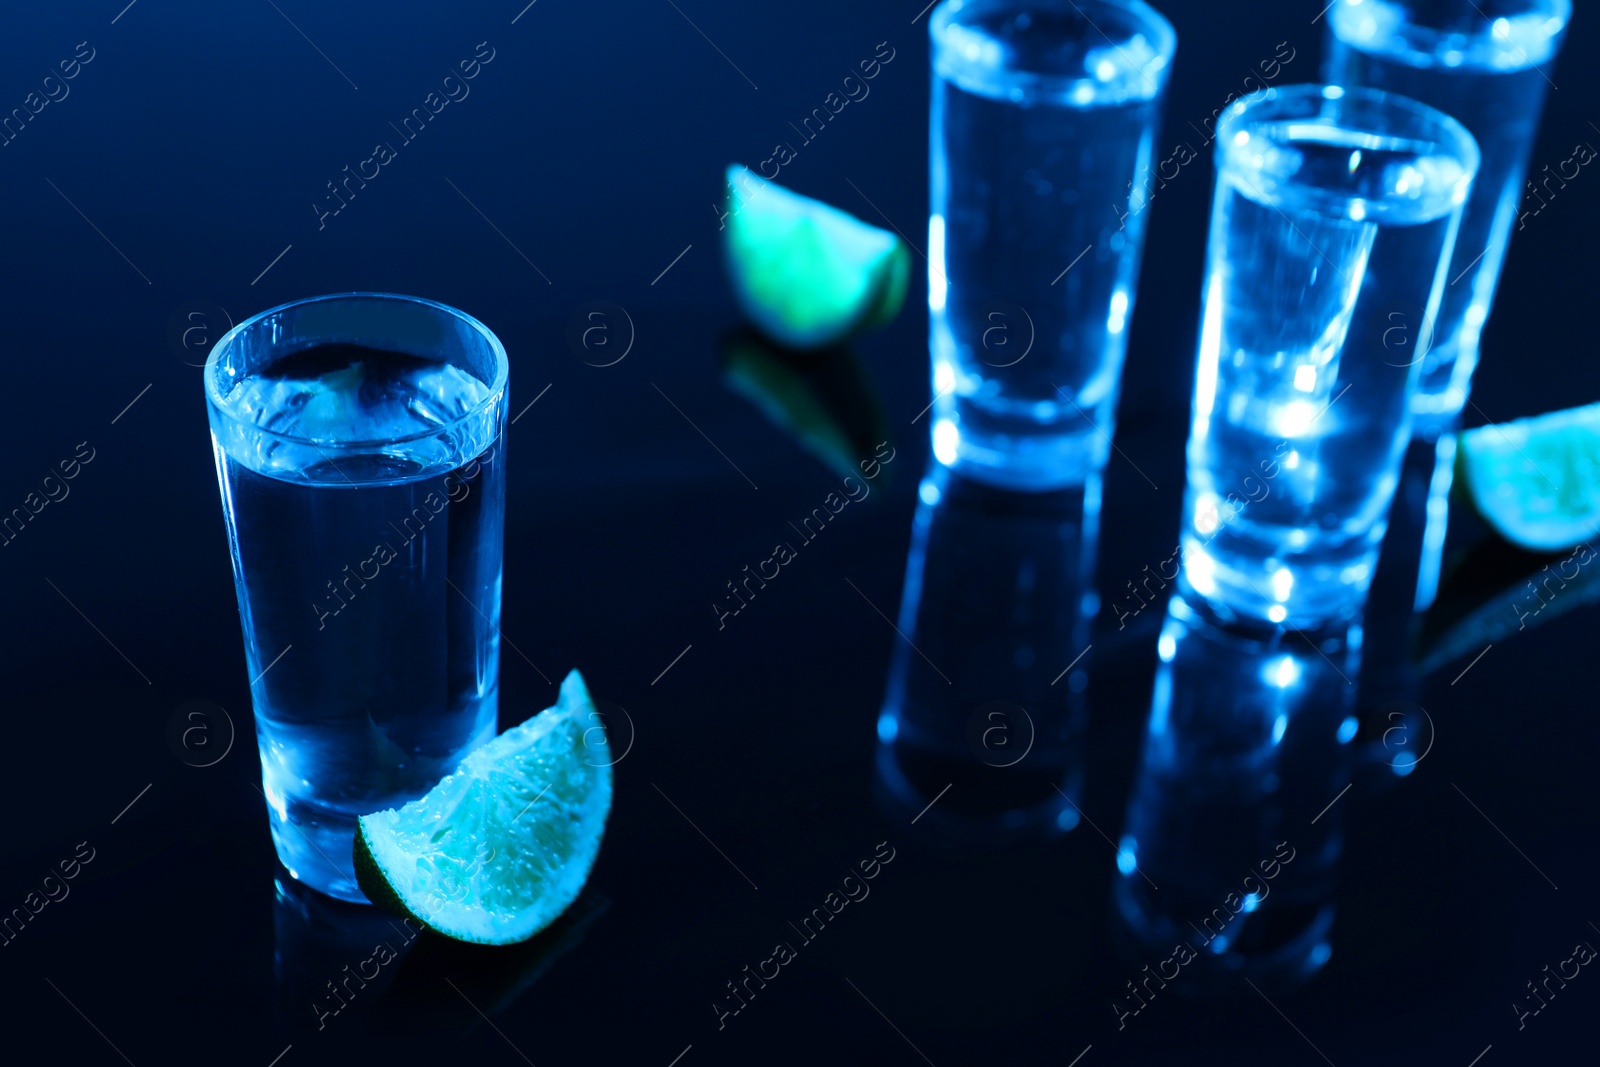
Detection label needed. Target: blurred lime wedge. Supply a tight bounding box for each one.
[1460,401,1600,552]
[355,670,611,945]
[722,164,909,350]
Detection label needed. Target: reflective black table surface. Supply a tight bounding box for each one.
[3,1,1598,1063]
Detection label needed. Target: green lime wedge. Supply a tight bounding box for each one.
[354,670,612,945]
[722,164,910,350]
[1459,401,1600,552]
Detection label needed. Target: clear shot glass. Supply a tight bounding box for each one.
[1325,0,1571,436]
[928,0,1175,490]
[1177,85,1479,628]
[205,294,509,901]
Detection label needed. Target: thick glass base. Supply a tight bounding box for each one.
[1177,528,1382,630]
[930,403,1107,491]
[265,786,369,903]
[256,692,499,904]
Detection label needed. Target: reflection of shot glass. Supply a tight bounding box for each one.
[205,294,509,902]
[874,463,1092,846]
[928,0,1175,489]
[1179,86,1478,628]
[1113,595,1359,990]
[1325,0,1571,436]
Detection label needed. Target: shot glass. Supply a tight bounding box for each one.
[205,293,509,902]
[1325,0,1571,436]
[1178,85,1478,628]
[929,0,1175,489]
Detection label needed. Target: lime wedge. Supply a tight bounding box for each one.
[354,670,612,945]
[722,164,910,350]
[1459,401,1600,552]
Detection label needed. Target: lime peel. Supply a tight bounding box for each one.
[354,669,612,945]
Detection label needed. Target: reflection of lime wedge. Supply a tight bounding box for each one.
[1416,535,1600,674]
[355,670,611,945]
[722,330,888,482]
[297,361,365,434]
[722,165,909,350]
[1460,402,1600,552]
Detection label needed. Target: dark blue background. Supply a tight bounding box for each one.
[1,1,1597,1063]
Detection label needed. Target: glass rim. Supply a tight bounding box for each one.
[1215,83,1482,189]
[1329,0,1574,21]
[930,0,1176,93]
[1328,0,1571,71]
[203,291,510,451]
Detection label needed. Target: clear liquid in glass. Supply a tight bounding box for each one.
[1325,0,1569,433]
[209,342,505,901]
[1182,112,1471,626]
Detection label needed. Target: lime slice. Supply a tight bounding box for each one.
[354,670,612,945]
[1459,401,1600,552]
[722,164,910,350]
